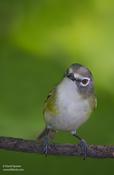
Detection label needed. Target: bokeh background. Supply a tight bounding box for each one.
[0,0,114,174]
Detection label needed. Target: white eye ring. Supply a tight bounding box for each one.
[80,77,90,87]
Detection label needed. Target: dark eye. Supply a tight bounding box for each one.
[80,78,90,86]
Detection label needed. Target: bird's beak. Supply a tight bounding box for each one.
[67,73,76,81]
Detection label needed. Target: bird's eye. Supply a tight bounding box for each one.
[80,78,90,87]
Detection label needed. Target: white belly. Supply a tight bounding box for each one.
[45,78,92,131]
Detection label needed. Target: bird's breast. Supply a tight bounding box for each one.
[54,78,92,130]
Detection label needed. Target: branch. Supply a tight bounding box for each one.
[0,136,114,158]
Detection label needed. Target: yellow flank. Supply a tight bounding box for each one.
[43,88,59,116]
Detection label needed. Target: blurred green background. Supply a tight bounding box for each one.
[0,0,114,174]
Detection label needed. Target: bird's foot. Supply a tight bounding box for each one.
[79,139,88,160]
[42,137,49,157]
[43,144,48,156]
[41,140,57,156]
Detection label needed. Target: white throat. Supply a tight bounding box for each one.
[57,77,81,103]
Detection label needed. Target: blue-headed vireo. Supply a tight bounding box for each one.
[38,63,97,158]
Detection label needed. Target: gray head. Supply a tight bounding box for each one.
[64,63,95,97]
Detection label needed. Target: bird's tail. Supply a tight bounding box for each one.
[37,128,56,144]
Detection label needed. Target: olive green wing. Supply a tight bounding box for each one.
[89,94,97,111]
[43,88,59,115]
[94,97,97,110]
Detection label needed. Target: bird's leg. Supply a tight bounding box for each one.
[71,130,88,159]
[37,128,49,156]
[37,127,56,156]
[43,135,49,156]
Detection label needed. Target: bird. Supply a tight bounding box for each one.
[38,63,97,158]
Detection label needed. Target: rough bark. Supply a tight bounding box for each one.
[0,136,114,158]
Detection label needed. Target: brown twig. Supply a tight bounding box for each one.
[0,136,114,158]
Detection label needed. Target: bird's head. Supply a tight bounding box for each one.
[64,63,95,97]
